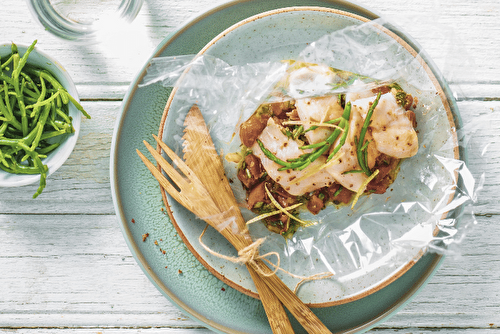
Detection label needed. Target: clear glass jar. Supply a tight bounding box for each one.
[26,0,144,43]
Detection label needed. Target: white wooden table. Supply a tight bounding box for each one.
[1,0,499,333]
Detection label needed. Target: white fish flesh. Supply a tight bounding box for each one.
[349,93,418,159]
[248,84,417,197]
[295,95,344,145]
[251,118,334,196]
[325,107,370,192]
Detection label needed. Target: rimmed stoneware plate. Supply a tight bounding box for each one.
[159,7,460,305]
[111,1,463,333]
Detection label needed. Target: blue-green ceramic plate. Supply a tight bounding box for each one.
[111,1,462,333]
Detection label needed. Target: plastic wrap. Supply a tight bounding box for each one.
[141,17,484,302]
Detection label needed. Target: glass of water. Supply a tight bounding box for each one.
[26,0,144,43]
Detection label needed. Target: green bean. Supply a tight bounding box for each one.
[360,139,372,151]
[296,143,330,170]
[363,147,369,171]
[343,169,364,174]
[0,86,21,130]
[333,186,344,197]
[327,103,351,161]
[292,125,304,139]
[9,48,30,137]
[56,91,62,108]
[26,90,60,112]
[0,122,7,136]
[29,74,47,118]
[12,40,37,80]
[300,140,327,150]
[55,107,72,124]
[286,152,312,163]
[25,68,70,104]
[64,92,90,119]
[31,104,51,150]
[1,54,14,70]
[20,71,40,95]
[356,91,381,176]
[326,120,347,161]
[358,92,380,149]
[257,139,293,169]
[36,143,60,155]
[40,128,71,141]
[22,87,40,100]
[0,151,8,167]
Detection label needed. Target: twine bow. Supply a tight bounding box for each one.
[198,224,334,290]
[199,225,281,277]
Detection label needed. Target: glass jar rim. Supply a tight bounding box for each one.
[26,0,144,42]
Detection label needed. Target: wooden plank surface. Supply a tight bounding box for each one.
[1,214,498,331]
[1,0,499,333]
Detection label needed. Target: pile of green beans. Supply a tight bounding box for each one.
[0,40,90,198]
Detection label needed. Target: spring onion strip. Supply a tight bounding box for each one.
[351,169,379,209]
[264,184,311,226]
[246,203,304,225]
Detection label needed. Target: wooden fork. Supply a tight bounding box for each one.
[137,140,293,333]
[137,133,331,334]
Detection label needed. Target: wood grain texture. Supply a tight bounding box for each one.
[1,0,499,333]
[1,215,498,331]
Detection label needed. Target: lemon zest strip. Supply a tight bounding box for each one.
[351,169,379,209]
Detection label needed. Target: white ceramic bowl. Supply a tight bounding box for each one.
[0,42,81,189]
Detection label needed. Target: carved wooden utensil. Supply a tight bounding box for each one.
[137,104,331,334]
